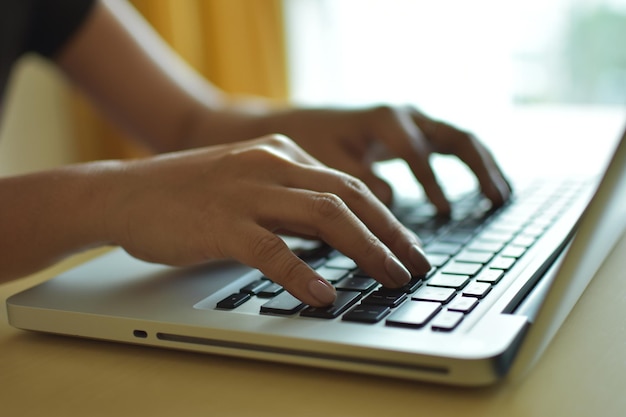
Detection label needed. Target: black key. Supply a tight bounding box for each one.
[386,301,442,328]
[398,276,423,293]
[260,292,305,315]
[315,266,349,283]
[216,293,251,310]
[342,305,391,323]
[239,279,271,295]
[379,276,422,294]
[362,290,407,308]
[296,244,332,268]
[257,282,284,298]
[335,276,378,293]
[300,291,361,319]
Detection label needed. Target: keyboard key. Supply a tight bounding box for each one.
[386,300,442,328]
[426,242,462,255]
[431,311,464,331]
[462,282,492,298]
[447,296,479,313]
[466,240,505,253]
[335,276,378,292]
[325,255,358,270]
[411,286,455,304]
[475,269,504,284]
[315,266,349,283]
[239,279,271,295]
[477,230,514,243]
[398,276,423,293]
[342,305,391,323]
[257,282,284,298]
[362,290,407,308]
[379,276,422,294]
[427,273,471,289]
[510,235,536,248]
[425,253,450,268]
[500,245,526,258]
[216,293,251,310]
[300,291,361,319]
[297,244,332,268]
[440,261,483,276]
[489,256,516,270]
[260,292,305,315]
[438,230,474,245]
[454,250,493,264]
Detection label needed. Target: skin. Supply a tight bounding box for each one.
[0,0,511,306]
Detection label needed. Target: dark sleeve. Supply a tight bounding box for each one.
[25,0,97,58]
[0,0,95,96]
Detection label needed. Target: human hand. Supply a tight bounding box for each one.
[262,106,511,213]
[104,135,430,306]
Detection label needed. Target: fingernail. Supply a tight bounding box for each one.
[308,279,336,305]
[385,256,411,286]
[409,244,431,275]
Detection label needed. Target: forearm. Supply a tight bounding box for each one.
[0,161,118,282]
[56,0,286,153]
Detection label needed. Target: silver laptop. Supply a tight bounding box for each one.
[7,126,626,386]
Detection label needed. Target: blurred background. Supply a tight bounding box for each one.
[1,0,625,180]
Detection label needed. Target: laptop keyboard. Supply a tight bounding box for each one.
[215,179,589,332]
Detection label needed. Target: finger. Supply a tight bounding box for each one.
[263,170,431,279]
[225,222,337,307]
[412,113,512,206]
[368,107,452,213]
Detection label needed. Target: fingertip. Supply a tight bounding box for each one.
[307,278,336,306]
[409,244,431,276]
[434,199,452,216]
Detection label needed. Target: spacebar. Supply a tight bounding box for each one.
[300,291,361,319]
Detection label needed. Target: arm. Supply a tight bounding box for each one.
[0,161,117,282]
[0,136,430,307]
[56,0,271,153]
[57,0,510,212]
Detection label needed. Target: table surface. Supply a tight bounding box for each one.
[2,108,625,417]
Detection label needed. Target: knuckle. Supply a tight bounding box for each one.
[262,133,296,149]
[337,174,370,201]
[247,232,287,263]
[370,104,398,120]
[361,233,384,260]
[386,222,408,246]
[310,192,348,221]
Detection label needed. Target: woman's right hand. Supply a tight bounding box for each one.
[104,135,431,307]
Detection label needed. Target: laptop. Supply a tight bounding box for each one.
[6,125,626,386]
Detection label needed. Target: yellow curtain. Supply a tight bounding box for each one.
[71,0,288,160]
